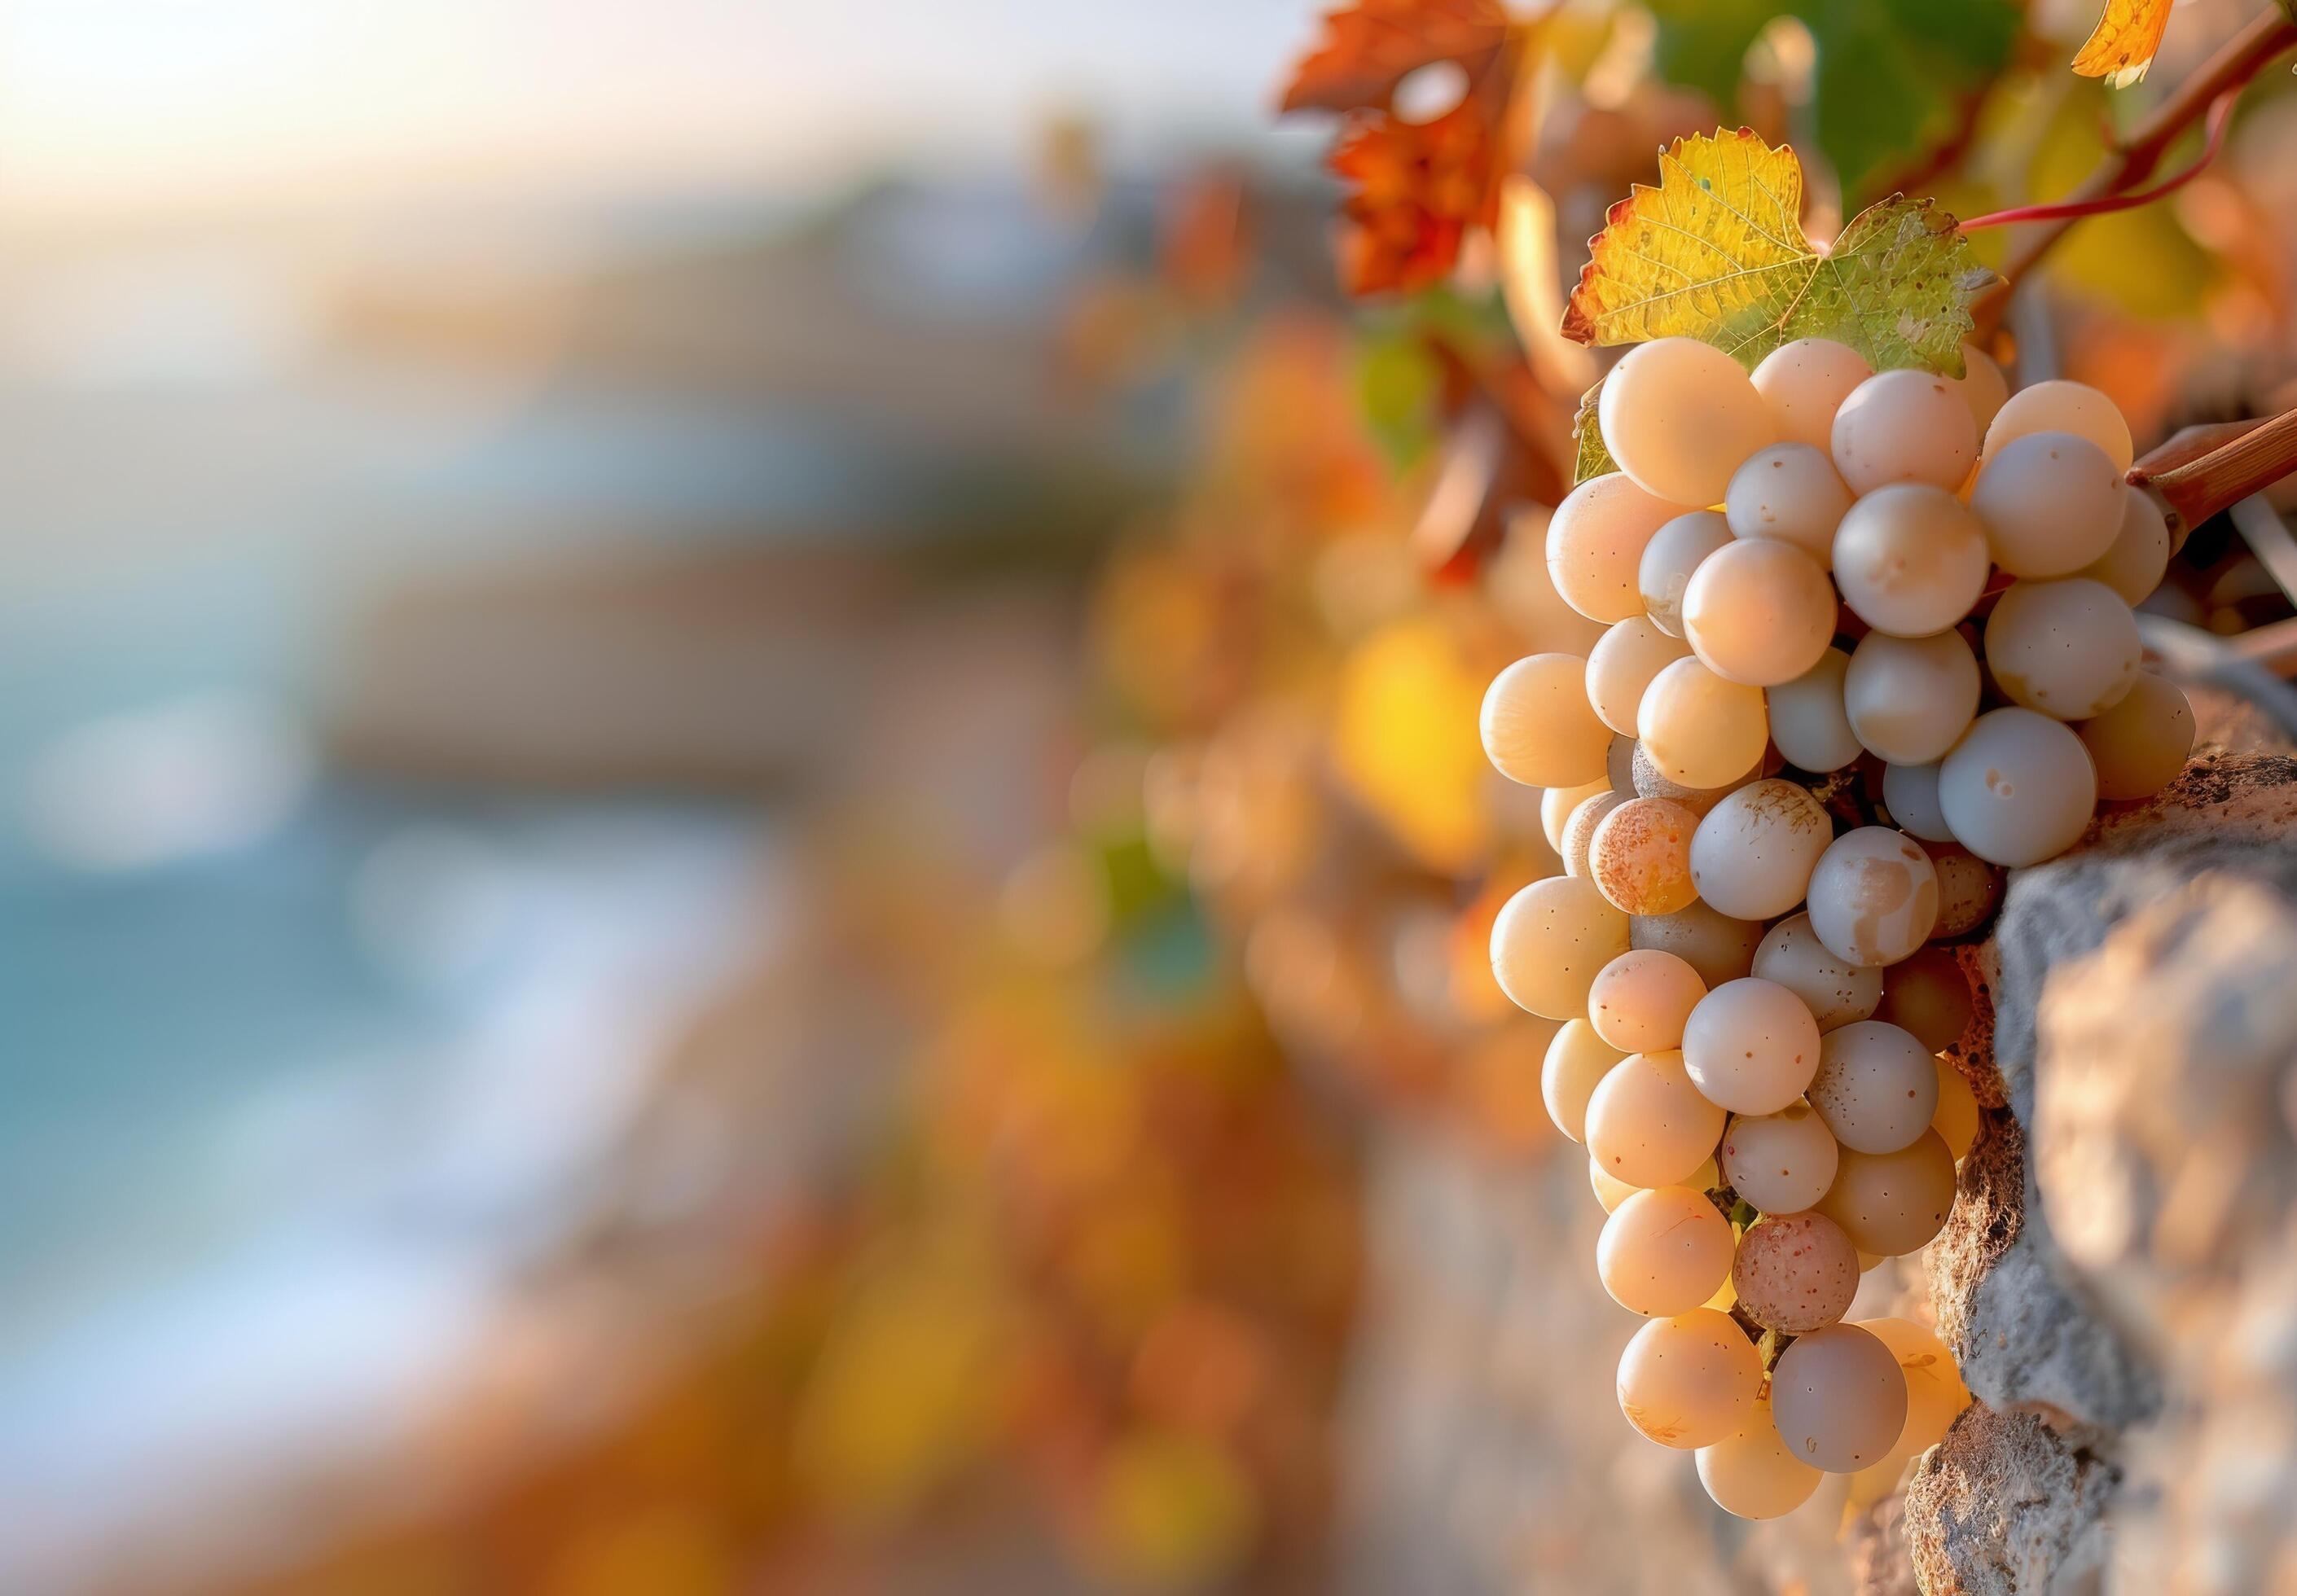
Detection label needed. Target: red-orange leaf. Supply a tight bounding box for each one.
[1280,0,1512,114]
[2071,0,2176,86]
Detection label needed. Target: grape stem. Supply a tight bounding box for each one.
[1957,88,2238,232]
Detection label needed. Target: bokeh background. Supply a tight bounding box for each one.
[2,2,2292,1593]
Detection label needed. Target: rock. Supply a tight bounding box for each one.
[1903,1405,2119,1596]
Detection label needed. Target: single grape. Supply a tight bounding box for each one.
[1631,901,1765,992]
[1817,1129,1957,1255]
[1808,1020,1939,1154]
[1493,506,1614,656]
[1831,369,1979,494]
[1719,1100,1840,1214]
[1561,790,1628,878]
[1947,344,2008,436]
[1753,338,1873,452]
[1681,537,1838,687]
[1771,1322,1909,1472]
[1681,976,1822,1116]
[1549,473,1697,623]
[1586,1048,1729,1188]
[1970,432,2126,579]
[1630,740,1750,816]
[1589,797,1701,915]
[1751,914,1882,1031]
[1542,1018,1627,1142]
[1733,1210,1861,1332]
[1688,778,1834,921]
[2080,490,2172,607]
[1806,828,1939,967]
[1981,378,2134,471]
[1881,761,1954,843]
[1638,656,1770,789]
[1482,653,1614,787]
[1606,734,1638,795]
[1592,1151,1717,1212]
[1617,1308,1762,1449]
[1923,842,2004,940]
[1765,651,1858,774]
[1601,337,1781,506]
[1542,776,1613,853]
[1832,484,1991,638]
[1725,442,1852,566]
[1843,629,1980,765]
[1587,616,1693,735]
[1986,577,2141,721]
[2079,669,2195,800]
[1697,1396,1824,1519]
[1588,948,1708,1053]
[1936,708,2097,867]
[1873,946,1974,1053]
[1598,1186,1737,1316]
[1491,874,1632,1019]
[1930,1056,1981,1161]
[1638,511,1734,638]
[1849,1318,1973,1497]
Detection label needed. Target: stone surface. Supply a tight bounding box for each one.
[1903,1405,2119,1596]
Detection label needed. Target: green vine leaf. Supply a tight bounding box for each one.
[1571,379,1617,483]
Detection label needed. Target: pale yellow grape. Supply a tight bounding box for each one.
[1588,948,1707,1053]
[1548,472,1697,623]
[1719,1101,1840,1214]
[1849,1318,1973,1497]
[1704,1273,1737,1313]
[1751,914,1882,1031]
[1481,653,1614,787]
[1925,844,2002,939]
[1698,1396,1823,1519]
[1637,657,1769,789]
[1733,1211,1860,1332]
[2080,490,2172,607]
[1832,484,1990,638]
[1982,378,2134,471]
[1638,511,1733,638]
[1629,741,1750,817]
[1752,338,1872,453]
[1937,708,2097,866]
[1859,1250,1883,1273]
[1588,797,1700,915]
[1930,1057,1980,1161]
[1771,1322,1908,1472]
[1617,1308,1762,1449]
[1809,1020,1939,1154]
[1592,1151,1717,1212]
[1632,901,1766,989]
[1586,617,1692,735]
[1598,1186,1736,1315]
[1817,1129,1957,1255]
[1491,506,1612,655]
[1681,538,1838,687]
[1880,761,1952,843]
[1586,1049,1728,1187]
[1601,336,1780,506]
[1561,790,1628,878]
[1681,976,1822,1116]
[1726,443,1852,566]
[2079,669,2194,800]
[1831,369,1978,494]
[1491,874,1632,1019]
[1948,344,2009,436]
[1806,827,1939,967]
[1541,775,1613,853]
[1970,432,2127,579]
[1873,947,1974,1053]
[1688,778,1833,920]
[1766,648,1862,773]
[1542,1018,1627,1142]
[1606,734,1637,794]
[1843,629,1979,764]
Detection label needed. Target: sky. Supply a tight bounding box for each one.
[0,0,1324,215]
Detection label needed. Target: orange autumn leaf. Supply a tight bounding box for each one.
[2071,0,2176,87]
[1280,0,1512,114]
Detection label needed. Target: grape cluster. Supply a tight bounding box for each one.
[1483,335,2195,1515]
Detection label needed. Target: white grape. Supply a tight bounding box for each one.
[1541,1018,1625,1143]
[1719,1100,1840,1214]
[1637,657,1770,789]
[2080,489,2171,607]
[1630,741,1753,816]
[1561,789,1628,877]
[1772,1323,1908,1472]
[1698,1396,1824,1519]
[1832,484,1990,638]
[1681,537,1838,687]
[1542,776,1613,852]
[1751,338,1873,453]
[1982,378,2134,471]
[1632,901,1767,990]
[1874,945,1974,1053]
[1491,874,1632,1019]
[1880,761,1954,842]
[1851,1318,1973,1493]
[1482,653,1614,787]
[1817,1129,1957,1255]
[1948,344,2008,436]
[1808,1020,1939,1153]
[1725,443,1852,566]
[1588,797,1701,915]
[1549,473,1697,623]
[1767,648,1863,773]
[1733,1210,1860,1332]
[1601,337,1781,506]
[1806,827,1939,967]
[1681,976,1822,1116]
[1936,708,2097,866]
[1843,629,1980,765]
[1831,369,1978,494]
[2079,669,2194,800]
[1586,616,1692,735]
[1607,733,1638,794]
[1617,1309,1762,1449]
[1688,778,1833,921]
[1638,511,1733,637]
[1588,948,1708,1053]
[1925,843,2002,939]
[1970,432,2126,578]
[1586,1048,1728,1188]
[1751,914,1882,1031]
[1598,1186,1736,1316]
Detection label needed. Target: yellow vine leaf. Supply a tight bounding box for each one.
[1571,379,1615,481]
[2071,0,2175,87]
[1561,128,1992,379]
